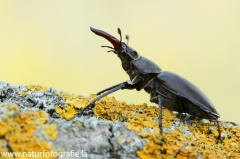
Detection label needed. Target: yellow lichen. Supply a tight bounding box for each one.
[27,85,48,92]
[126,138,131,143]
[55,104,77,120]
[0,104,58,159]
[77,122,82,126]
[54,92,96,120]
[74,93,240,159]
[118,136,123,142]
[53,87,240,158]
[41,125,58,140]
[18,85,48,95]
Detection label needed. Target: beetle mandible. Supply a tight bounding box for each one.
[81,27,221,142]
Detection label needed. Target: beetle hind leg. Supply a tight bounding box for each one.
[215,120,222,143]
[209,120,222,143]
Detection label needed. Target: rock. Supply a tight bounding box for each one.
[0,81,240,159]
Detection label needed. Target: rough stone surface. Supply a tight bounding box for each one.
[0,81,240,159]
[51,117,144,159]
[0,81,145,159]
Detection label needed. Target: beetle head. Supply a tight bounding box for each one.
[90,27,139,71]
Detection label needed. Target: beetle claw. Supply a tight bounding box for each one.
[161,138,166,143]
[79,103,95,116]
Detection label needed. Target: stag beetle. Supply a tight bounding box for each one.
[81,27,221,142]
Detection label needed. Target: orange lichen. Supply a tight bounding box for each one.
[0,104,58,159]
[236,131,240,137]
[17,84,240,158]
[73,94,240,159]
[209,154,217,159]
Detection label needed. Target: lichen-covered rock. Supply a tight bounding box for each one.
[0,81,240,159]
[0,102,56,159]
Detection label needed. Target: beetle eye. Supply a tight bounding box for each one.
[134,51,139,56]
[122,44,126,49]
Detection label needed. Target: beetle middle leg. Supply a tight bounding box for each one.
[175,94,222,142]
[174,94,188,122]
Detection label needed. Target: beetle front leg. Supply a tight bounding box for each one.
[96,82,128,95]
[79,81,138,116]
[158,95,165,143]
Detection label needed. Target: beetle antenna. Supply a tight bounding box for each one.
[107,50,115,53]
[101,45,114,49]
[118,28,122,43]
[101,46,116,53]
[125,35,129,45]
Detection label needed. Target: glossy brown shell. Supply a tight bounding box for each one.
[157,71,220,118]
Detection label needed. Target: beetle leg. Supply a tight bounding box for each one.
[174,94,185,120]
[215,121,222,143]
[79,81,138,116]
[158,95,165,143]
[96,82,126,95]
[174,94,193,123]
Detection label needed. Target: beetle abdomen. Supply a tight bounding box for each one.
[156,71,220,119]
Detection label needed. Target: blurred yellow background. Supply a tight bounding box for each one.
[0,1,240,123]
